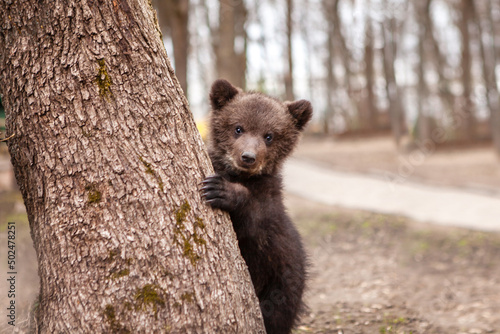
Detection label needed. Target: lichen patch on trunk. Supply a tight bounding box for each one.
[95,59,113,98]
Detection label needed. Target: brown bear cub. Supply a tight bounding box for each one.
[201,79,312,334]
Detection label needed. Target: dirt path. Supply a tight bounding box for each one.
[284,158,500,232]
[294,136,500,195]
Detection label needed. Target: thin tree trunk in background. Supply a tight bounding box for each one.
[285,0,295,101]
[0,0,265,332]
[494,1,500,69]
[215,0,247,89]
[333,0,356,131]
[474,1,500,154]
[426,0,455,122]
[381,16,404,147]
[324,0,337,134]
[364,8,378,131]
[416,0,432,143]
[489,2,500,155]
[458,0,476,142]
[191,1,212,98]
[234,1,248,89]
[154,0,190,97]
[299,0,315,116]
[216,0,236,84]
[322,0,353,134]
[332,0,351,90]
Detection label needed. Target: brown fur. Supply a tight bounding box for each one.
[201,79,312,334]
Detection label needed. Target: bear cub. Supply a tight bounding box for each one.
[201,79,312,334]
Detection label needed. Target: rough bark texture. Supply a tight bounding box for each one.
[0,0,265,332]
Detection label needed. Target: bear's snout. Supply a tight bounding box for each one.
[231,135,265,173]
[241,151,256,165]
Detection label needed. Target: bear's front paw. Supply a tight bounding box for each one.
[200,174,232,211]
[200,174,248,212]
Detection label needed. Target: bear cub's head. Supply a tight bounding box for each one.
[208,79,313,177]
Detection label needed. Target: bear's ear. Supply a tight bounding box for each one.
[286,100,313,131]
[210,79,239,110]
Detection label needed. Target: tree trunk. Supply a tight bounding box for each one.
[0,0,265,332]
[154,0,190,97]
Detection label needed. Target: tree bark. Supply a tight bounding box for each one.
[0,0,265,332]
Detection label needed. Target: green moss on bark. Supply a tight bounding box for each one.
[85,183,101,204]
[134,284,166,317]
[173,201,207,265]
[95,59,113,98]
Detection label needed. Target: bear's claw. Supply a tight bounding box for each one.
[200,174,229,209]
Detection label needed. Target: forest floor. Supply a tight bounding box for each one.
[288,195,500,334]
[289,135,500,334]
[1,135,499,333]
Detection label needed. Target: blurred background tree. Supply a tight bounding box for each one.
[153,0,500,154]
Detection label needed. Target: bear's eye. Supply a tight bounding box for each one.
[265,133,273,144]
[235,126,243,135]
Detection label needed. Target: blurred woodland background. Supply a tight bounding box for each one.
[150,0,500,154]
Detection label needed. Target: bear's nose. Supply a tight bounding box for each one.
[241,152,256,165]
